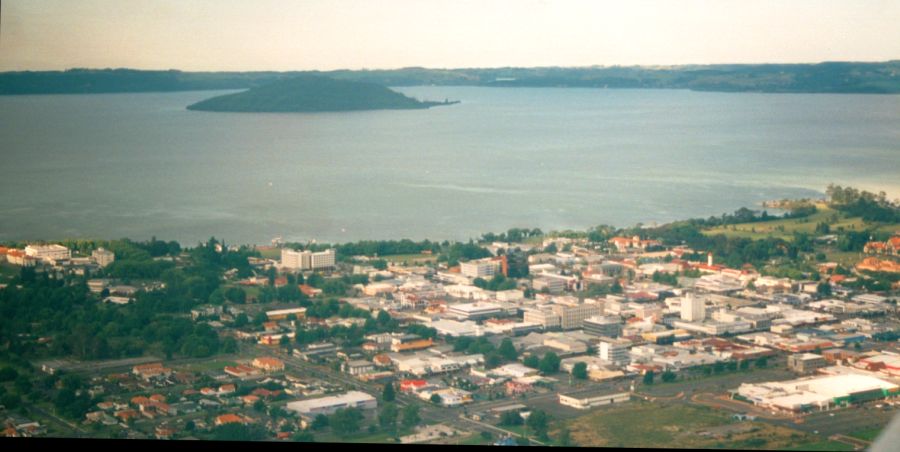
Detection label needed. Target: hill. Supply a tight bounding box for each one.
[185,75,454,112]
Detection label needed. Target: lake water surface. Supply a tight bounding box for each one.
[1,86,898,245]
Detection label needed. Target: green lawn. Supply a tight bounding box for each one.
[560,401,816,449]
[703,203,897,241]
[847,427,883,442]
[781,440,856,451]
[380,253,437,264]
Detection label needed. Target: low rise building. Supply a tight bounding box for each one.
[559,391,631,410]
[286,391,377,417]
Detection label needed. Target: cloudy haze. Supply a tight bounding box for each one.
[2,0,899,71]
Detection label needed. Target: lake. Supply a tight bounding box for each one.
[1,86,898,245]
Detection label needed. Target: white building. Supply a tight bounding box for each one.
[91,248,115,267]
[286,391,377,417]
[552,302,602,330]
[680,293,706,322]
[559,391,630,410]
[25,244,70,262]
[281,248,336,271]
[448,302,503,320]
[460,258,501,279]
[523,307,561,330]
[598,338,631,366]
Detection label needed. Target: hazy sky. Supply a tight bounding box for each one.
[2,0,899,71]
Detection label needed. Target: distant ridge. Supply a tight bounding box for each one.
[2,61,900,95]
[185,75,455,112]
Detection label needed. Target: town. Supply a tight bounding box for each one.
[1,185,899,449]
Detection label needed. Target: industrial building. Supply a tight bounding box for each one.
[735,373,899,412]
[286,391,377,417]
[558,391,631,410]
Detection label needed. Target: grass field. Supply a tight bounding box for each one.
[847,427,883,442]
[703,203,897,241]
[380,253,438,264]
[781,440,856,451]
[557,401,818,449]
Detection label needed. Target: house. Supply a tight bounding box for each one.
[252,357,285,372]
[215,413,251,426]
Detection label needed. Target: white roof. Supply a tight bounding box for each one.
[286,391,375,413]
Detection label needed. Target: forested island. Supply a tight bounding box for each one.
[186,75,456,112]
[3,61,900,95]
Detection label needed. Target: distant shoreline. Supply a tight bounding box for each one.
[4,61,900,95]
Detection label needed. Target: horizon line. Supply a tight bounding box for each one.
[3,59,900,74]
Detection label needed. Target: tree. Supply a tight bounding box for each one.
[401,404,421,429]
[291,431,315,442]
[816,282,832,297]
[0,367,18,382]
[643,371,655,385]
[499,338,518,361]
[253,399,266,412]
[755,357,769,368]
[661,370,676,383]
[311,414,329,430]
[382,381,396,402]
[523,355,540,369]
[526,409,550,441]
[572,362,588,380]
[430,393,443,405]
[330,407,364,437]
[557,427,572,447]
[499,411,523,426]
[212,423,267,441]
[539,352,561,374]
[378,403,398,435]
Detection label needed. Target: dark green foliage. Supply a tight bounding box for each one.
[382,381,395,402]
[0,366,18,382]
[539,352,561,374]
[661,370,677,383]
[401,404,420,429]
[523,355,540,369]
[499,338,518,361]
[188,75,446,112]
[572,362,589,380]
[311,414,329,430]
[500,411,524,426]
[291,431,315,442]
[526,409,550,441]
[378,403,398,434]
[212,423,267,441]
[643,371,655,385]
[330,407,364,437]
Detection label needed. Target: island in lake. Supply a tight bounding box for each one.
[186,74,458,112]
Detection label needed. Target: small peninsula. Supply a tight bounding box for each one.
[186,75,457,112]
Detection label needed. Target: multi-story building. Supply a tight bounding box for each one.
[584,316,623,338]
[310,249,336,269]
[91,248,115,267]
[281,248,336,271]
[598,338,631,366]
[680,293,706,322]
[523,307,561,330]
[533,276,567,294]
[25,244,70,262]
[787,353,827,373]
[460,258,501,279]
[552,302,602,330]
